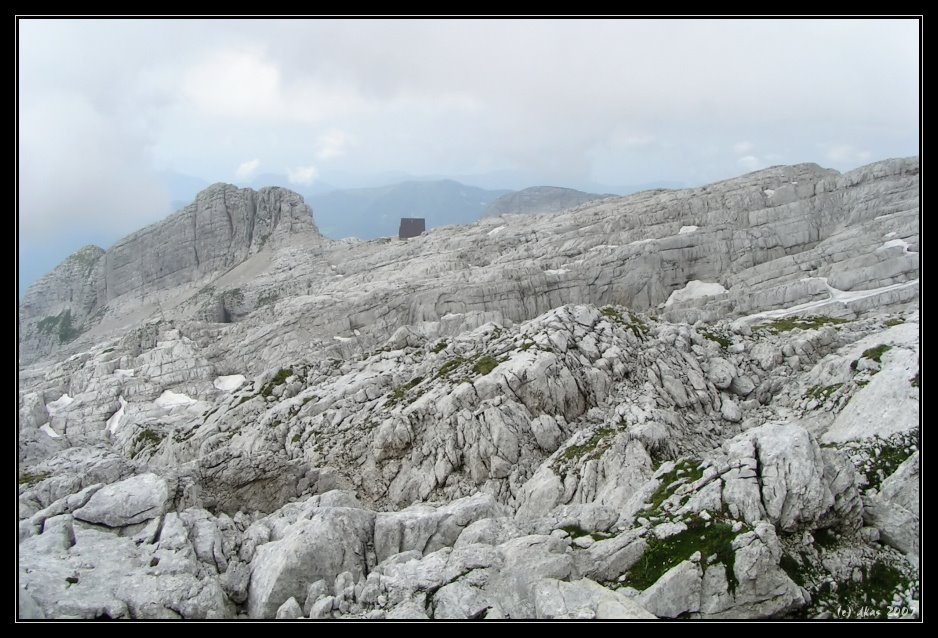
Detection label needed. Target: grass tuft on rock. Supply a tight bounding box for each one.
[19,471,51,487]
[700,329,731,349]
[260,368,294,398]
[759,315,848,334]
[860,344,892,364]
[623,516,739,594]
[472,355,500,376]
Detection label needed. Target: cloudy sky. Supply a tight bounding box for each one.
[18,18,919,290]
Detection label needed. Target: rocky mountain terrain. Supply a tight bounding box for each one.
[483,185,611,217]
[18,157,919,619]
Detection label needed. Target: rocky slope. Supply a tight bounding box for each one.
[483,185,611,216]
[19,185,320,363]
[18,157,920,619]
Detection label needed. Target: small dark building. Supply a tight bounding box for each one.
[399,217,426,239]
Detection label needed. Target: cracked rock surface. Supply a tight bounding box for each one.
[19,158,919,619]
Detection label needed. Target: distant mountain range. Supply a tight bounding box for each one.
[307,180,510,239]
[158,170,683,241]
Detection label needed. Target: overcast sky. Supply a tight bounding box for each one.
[18,18,919,290]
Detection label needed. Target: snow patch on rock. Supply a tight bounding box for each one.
[214,375,246,391]
[155,390,196,409]
[665,280,727,307]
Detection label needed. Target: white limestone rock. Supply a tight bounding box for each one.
[534,578,656,619]
[73,473,169,528]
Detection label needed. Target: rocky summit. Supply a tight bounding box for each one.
[18,157,919,620]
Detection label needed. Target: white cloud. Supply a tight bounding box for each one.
[18,20,919,289]
[288,164,319,185]
[19,90,170,244]
[182,49,282,119]
[316,130,349,160]
[235,158,260,180]
[737,155,764,171]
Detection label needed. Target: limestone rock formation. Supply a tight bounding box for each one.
[18,157,920,619]
[19,185,320,363]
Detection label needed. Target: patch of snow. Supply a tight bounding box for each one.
[884,232,897,238]
[879,238,911,253]
[824,278,918,303]
[155,390,196,409]
[114,368,135,379]
[46,394,74,414]
[333,335,354,343]
[544,268,569,275]
[665,280,728,307]
[678,225,699,235]
[106,396,128,434]
[39,423,61,439]
[763,189,775,197]
[213,374,246,391]
[487,226,506,236]
[743,278,920,323]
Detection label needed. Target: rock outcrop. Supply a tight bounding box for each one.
[18,157,920,619]
[19,185,320,363]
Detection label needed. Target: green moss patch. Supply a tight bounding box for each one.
[601,307,624,322]
[260,368,294,398]
[552,424,628,474]
[644,460,704,516]
[840,431,918,492]
[806,383,843,403]
[860,344,892,364]
[700,329,732,349]
[436,357,466,379]
[131,429,164,458]
[385,376,425,407]
[560,525,613,542]
[518,339,537,352]
[134,429,163,447]
[623,516,739,594]
[601,307,649,340]
[19,471,51,487]
[833,561,907,619]
[472,355,500,376]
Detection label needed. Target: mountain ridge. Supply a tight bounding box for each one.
[17,156,920,620]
